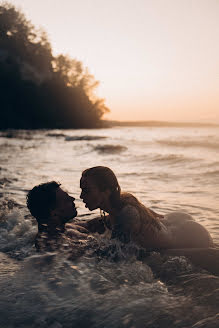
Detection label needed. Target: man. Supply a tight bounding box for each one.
[27,181,89,252]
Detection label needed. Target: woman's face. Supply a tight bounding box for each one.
[80,176,106,211]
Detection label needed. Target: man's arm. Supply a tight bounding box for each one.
[73,216,108,234]
[65,223,89,233]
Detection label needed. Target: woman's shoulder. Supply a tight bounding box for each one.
[115,204,141,233]
[118,204,140,219]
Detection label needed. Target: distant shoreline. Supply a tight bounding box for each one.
[104,120,219,128]
[1,120,218,131]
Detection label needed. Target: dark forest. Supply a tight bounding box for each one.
[0,2,109,129]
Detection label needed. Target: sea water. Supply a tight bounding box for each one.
[0,126,218,327]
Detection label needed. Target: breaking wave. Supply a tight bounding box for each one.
[0,199,36,258]
[94,144,127,154]
[0,245,218,328]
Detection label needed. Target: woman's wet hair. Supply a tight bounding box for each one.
[81,166,122,209]
[26,181,60,225]
[82,166,161,232]
[120,192,162,232]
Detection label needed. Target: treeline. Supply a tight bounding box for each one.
[0,3,109,129]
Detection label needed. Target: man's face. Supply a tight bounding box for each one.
[80,176,104,211]
[51,187,77,225]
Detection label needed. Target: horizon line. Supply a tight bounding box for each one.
[103,119,219,127]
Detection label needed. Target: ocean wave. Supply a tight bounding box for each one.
[0,252,20,278]
[65,135,107,141]
[0,177,17,187]
[207,161,219,168]
[0,249,218,328]
[0,205,36,256]
[0,207,218,328]
[46,133,67,138]
[151,153,192,164]
[0,253,190,328]
[156,138,219,149]
[0,130,33,140]
[202,169,219,177]
[0,198,21,211]
[94,144,127,154]
[46,133,107,141]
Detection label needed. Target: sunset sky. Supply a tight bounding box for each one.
[11,0,219,122]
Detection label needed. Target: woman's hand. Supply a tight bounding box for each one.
[66,223,89,234]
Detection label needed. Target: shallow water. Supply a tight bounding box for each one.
[0,126,219,327]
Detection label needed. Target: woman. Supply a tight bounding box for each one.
[80,166,213,250]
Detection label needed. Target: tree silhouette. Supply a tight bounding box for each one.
[0,2,109,129]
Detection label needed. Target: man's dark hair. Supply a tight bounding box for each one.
[26,181,60,225]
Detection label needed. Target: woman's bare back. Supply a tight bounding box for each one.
[112,206,213,249]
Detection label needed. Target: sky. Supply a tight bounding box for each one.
[9,0,219,122]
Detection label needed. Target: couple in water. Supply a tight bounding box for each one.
[27,166,215,261]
